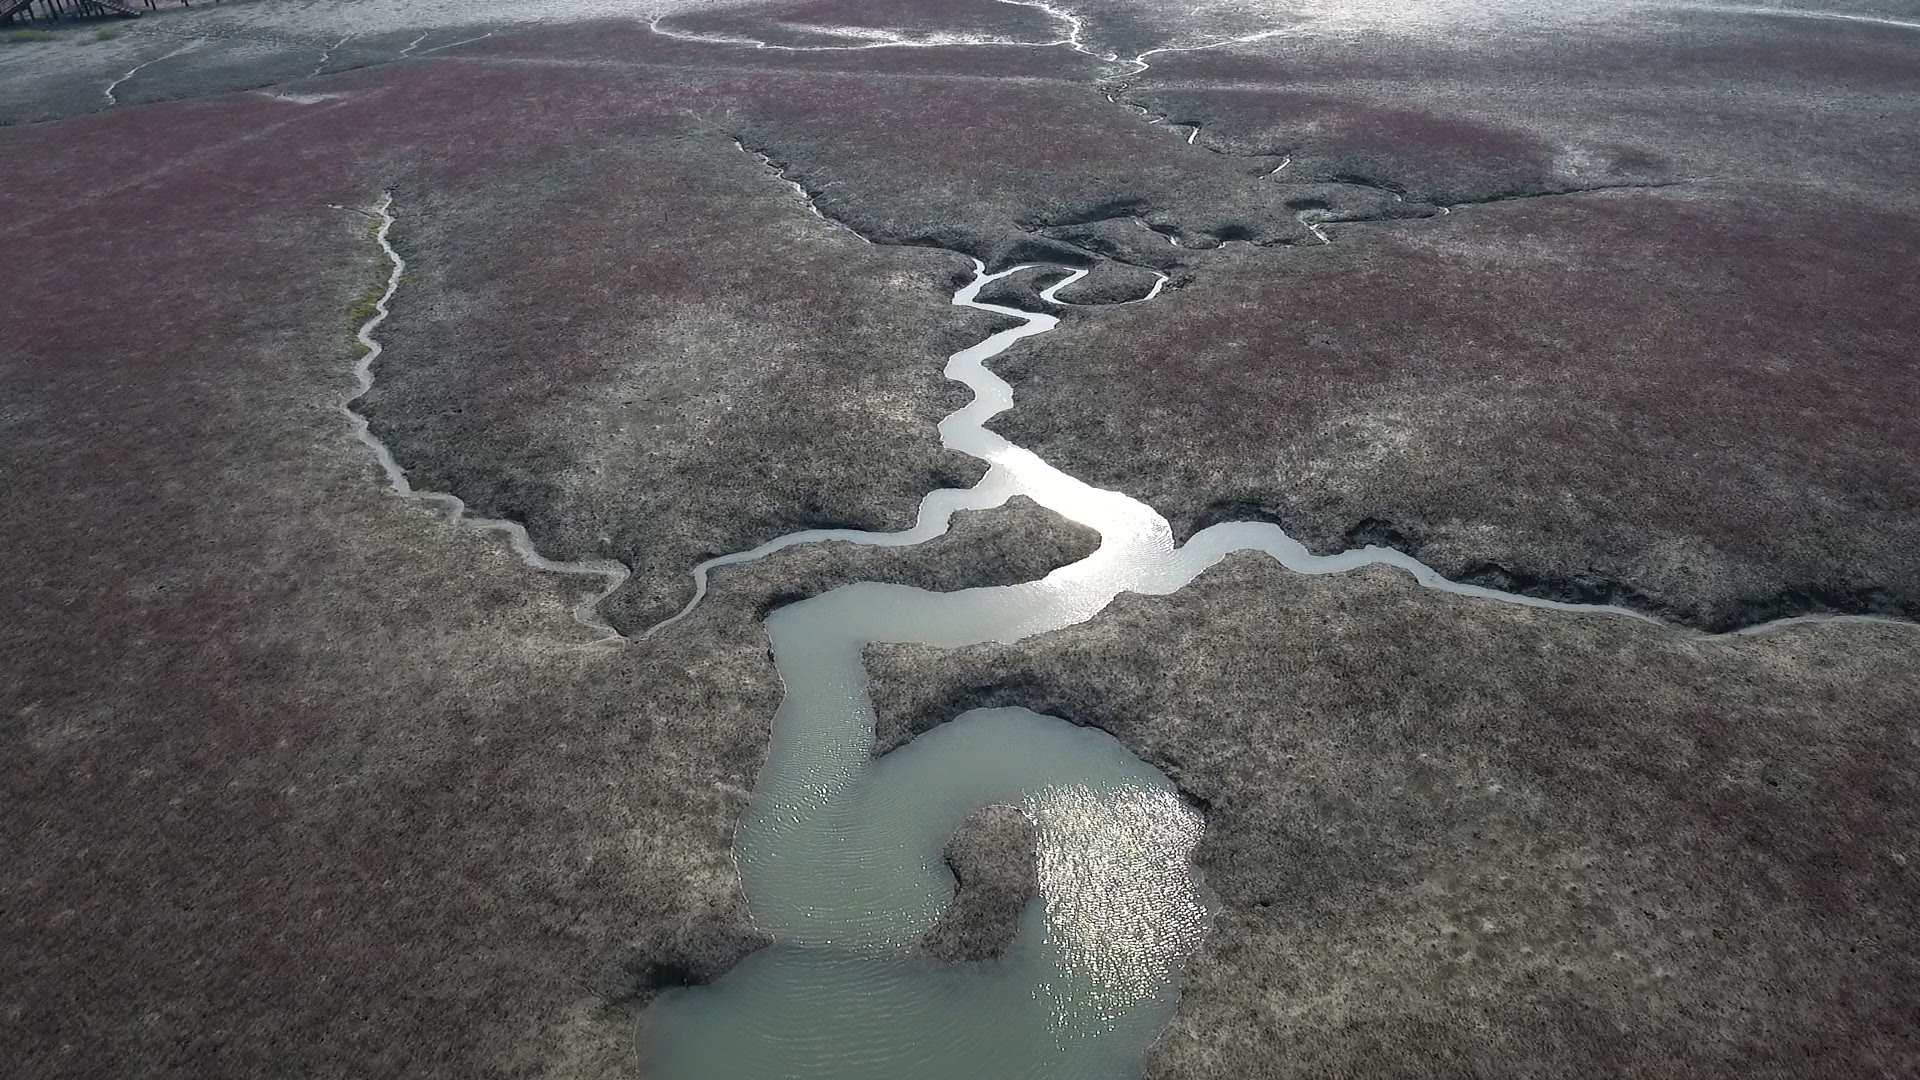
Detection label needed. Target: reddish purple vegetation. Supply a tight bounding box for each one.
[4,11,1918,1078]
[0,59,692,345]
[1258,88,1548,170]
[0,55,825,1079]
[663,0,1060,40]
[999,187,1920,625]
[1129,85,1558,197]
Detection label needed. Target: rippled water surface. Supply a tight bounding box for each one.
[641,263,1675,1077]
[644,268,1225,1078]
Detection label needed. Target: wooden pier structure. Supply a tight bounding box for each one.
[1,0,208,24]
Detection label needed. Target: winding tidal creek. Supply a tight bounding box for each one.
[346,195,1899,1079]
[634,264,1666,1078]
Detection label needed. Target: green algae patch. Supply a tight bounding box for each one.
[346,212,395,358]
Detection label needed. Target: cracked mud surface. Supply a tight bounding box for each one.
[4,0,1919,1076]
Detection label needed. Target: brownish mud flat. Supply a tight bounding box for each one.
[868,555,1920,1078]
[4,1,1919,1077]
[0,33,1094,1077]
[362,136,1015,634]
[0,192,776,1076]
[991,8,1920,629]
[996,186,1920,629]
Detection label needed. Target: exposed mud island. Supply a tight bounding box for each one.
[4,1,1918,1077]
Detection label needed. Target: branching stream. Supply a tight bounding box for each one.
[636,245,1885,1078]
[334,11,1915,1074]
[343,196,629,637]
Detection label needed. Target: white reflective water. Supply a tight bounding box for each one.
[648,707,1210,1079]
[642,263,1675,1078]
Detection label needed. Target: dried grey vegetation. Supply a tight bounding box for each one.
[356,137,1012,635]
[868,555,1920,1079]
[3,0,1918,1077]
[991,5,1920,631]
[920,804,1040,964]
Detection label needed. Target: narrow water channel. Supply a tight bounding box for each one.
[347,204,1887,1075]
[640,263,1655,1077]
[643,265,1218,1079]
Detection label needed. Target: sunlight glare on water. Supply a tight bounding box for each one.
[643,257,1670,1078]
[644,265,1218,1079]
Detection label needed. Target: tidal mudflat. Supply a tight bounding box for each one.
[3,1,1916,1077]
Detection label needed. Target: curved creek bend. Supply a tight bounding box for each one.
[348,193,1908,1078]
[636,262,1692,1078]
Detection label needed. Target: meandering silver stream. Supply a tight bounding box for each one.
[342,55,1910,1068]
[638,247,1777,1077]
[345,196,630,636]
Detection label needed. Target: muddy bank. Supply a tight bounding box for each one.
[867,554,1920,1077]
[992,187,1920,631]
[357,133,1033,634]
[920,804,1038,963]
[640,495,1100,630]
